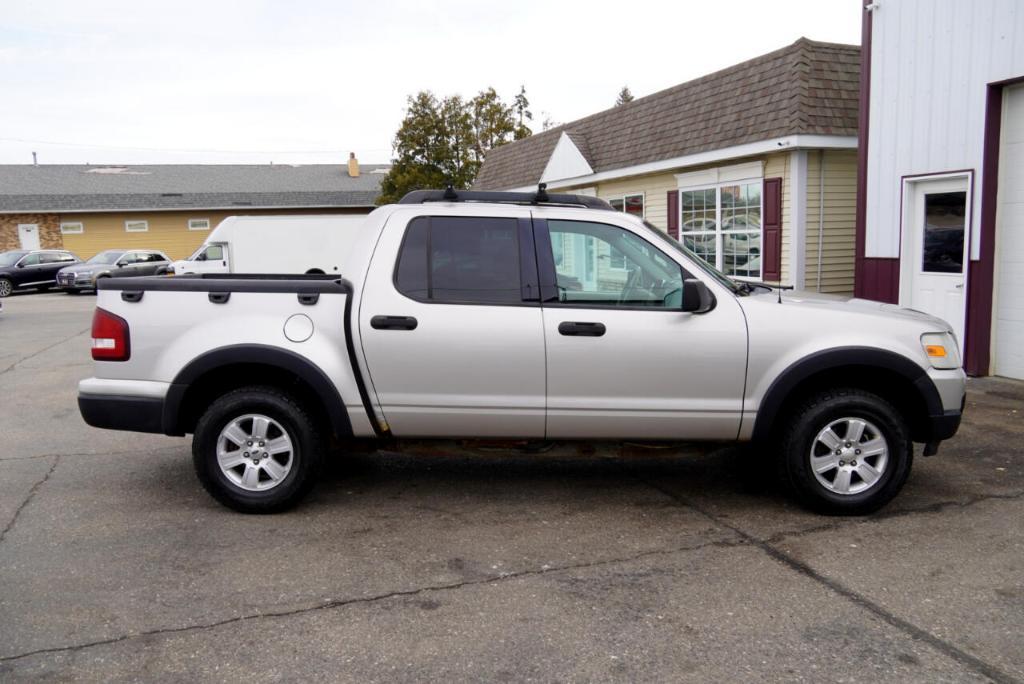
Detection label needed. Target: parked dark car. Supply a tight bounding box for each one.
[0,250,81,297]
[56,249,171,293]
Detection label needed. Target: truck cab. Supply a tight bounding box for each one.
[171,242,229,275]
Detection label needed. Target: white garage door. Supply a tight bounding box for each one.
[994,84,1024,379]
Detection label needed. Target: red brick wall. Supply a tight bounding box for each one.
[0,214,63,252]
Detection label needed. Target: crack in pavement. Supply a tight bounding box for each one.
[634,476,1022,684]
[0,456,60,546]
[0,534,750,664]
[0,327,90,377]
[766,489,1024,544]
[0,445,186,463]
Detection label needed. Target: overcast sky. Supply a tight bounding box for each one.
[0,0,860,166]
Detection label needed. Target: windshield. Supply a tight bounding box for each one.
[0,251,28,267]
[87,250,124,265]
[638,220,745,295]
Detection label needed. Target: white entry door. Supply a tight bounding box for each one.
[901,177,970,354]
[17,224,41,250]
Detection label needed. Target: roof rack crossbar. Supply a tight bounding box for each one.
[398,185,614,211]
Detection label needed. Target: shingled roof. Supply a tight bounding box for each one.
[0,163,389,213]
[475,38,859,190]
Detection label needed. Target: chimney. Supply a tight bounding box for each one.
[32,151,37,165]
[347,152,360,178]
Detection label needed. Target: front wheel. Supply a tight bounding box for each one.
[779,388,912,515]
[192,386,324,513]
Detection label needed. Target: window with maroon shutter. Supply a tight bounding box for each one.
[666,190,679,239]
[761,177,783,282]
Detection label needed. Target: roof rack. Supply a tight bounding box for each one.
[397,184,614,211]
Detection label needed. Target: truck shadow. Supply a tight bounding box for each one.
[320,442,782,506]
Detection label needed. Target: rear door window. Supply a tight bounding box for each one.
[395,216,523,304]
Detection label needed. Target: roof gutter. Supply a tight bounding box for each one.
[0,204,377,215]
[505,134,857,192]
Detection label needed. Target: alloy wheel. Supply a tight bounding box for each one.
[216,413,294,491]
[808,417,889,495]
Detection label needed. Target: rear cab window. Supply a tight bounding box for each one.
[394,216,534,305]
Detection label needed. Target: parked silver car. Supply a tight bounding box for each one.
[57,249,170,293]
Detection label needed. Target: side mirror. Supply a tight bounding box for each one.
[681,279,715,314]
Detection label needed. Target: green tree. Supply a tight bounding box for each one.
[615,86,634,106]
[377,87,533,204]
[513,85,532,139]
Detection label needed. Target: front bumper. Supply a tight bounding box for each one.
[926,406,963,442]
[57,273,96,290]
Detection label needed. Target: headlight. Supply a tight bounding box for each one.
[921,332,961,370]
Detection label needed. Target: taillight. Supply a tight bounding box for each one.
[91,308,131,361]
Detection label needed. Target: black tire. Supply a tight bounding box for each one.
[192,386,324,513]
[65,289,81,295]
[0,278,12,298]
[778,388,912,515]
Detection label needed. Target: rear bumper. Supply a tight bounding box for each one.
[79,393,165,434]
[77,378,173,435]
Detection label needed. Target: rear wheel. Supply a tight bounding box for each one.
[0,278,11,297]
[192,386,324,513]
[779,388,912,515]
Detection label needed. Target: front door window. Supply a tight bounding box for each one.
[547,220,685,308]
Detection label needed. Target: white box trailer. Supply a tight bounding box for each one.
[169,215,365,276]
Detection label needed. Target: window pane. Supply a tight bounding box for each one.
[21,254,40,266]
[624,194,644,217]
[682,234,716,269]
[721,185,738,208]
[609,198,624,211]
[548,220,684,308]
[205,245,223,260]
[922,192,966,274]
[746,183,761,208]
[722,231,761,278]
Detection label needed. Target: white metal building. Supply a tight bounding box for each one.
[856,0,1024,378]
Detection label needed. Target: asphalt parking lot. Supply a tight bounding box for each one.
[0,292,1022,683]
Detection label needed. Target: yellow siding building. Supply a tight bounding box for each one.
[0,162,386,259]
[476,39,861,294]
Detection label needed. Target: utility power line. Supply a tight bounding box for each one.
[0,137,392,155]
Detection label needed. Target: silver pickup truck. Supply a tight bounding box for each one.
[78,189,966,515]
